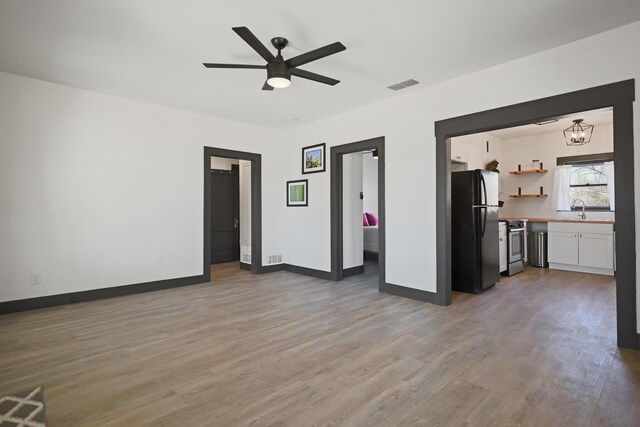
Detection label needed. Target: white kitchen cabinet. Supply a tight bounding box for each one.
[499,223,507,273]
[466,144,483,170]
[578,233,614,269]
[451,140,468,163]
[547,222,614,275]
[548,231,579,265]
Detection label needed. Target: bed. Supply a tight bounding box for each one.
[363,225,379,254]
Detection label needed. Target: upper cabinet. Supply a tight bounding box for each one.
[451,140,468,163]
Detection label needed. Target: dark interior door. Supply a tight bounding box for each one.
[211,165,240,263]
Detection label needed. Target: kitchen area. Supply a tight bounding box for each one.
[450,108,615,294]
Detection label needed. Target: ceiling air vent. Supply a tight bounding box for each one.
[387,79,420,91]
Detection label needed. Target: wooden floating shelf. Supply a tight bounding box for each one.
[509,169,548,175]
[509,194,548,198]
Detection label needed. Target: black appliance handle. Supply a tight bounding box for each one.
[480,173,488,237]
[480,173,487,207]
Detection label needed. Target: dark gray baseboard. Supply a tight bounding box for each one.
[257,264,285,274]
[239,262,252,271]
[383,282,438,304]
[0,275,206,315]
[364,250,378,261]
[637,333,640,350]
[342,265,364,278]
[283,264,332,280]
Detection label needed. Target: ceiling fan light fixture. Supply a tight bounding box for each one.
[267,76,290,89]
[266,61,291,89]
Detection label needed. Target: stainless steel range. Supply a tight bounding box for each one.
[504,220,525,276]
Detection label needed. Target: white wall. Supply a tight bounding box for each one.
[239,160,252,264]
[363,152,378,216]
[498,124,615,220]
[0,71,285,302]
[283,21,640,332]
[343,153,363,269]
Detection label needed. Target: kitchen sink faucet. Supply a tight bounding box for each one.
[574,199,586,219]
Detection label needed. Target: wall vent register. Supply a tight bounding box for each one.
[267,255,283,264]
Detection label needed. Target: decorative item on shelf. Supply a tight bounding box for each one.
[287,179,308,207]
[302,143,326,174]
[563,119,594,146]
[485,159,499,173]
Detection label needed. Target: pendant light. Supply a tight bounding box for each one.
[563,119,594,146]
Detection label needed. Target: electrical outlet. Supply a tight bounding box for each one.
[30,273,41,285]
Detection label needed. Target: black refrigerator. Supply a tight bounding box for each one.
[451,169,500,294]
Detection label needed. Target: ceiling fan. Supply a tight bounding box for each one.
[203,26,346,90]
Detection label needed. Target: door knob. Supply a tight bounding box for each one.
[234,218,239,228]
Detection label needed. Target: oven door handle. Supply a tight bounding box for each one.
[509,228,526,232]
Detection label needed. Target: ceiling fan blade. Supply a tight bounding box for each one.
[286,42,346,68]
[262,80,274,91]
[203,63,266,69]
[232,26,276,63]
[291,68,340,86]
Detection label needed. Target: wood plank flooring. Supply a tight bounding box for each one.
[1,263,639,426]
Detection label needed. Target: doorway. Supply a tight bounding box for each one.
[434,80,637,350]
[330,136,386,292]
[210,162,240,264]
[203,147,262,281]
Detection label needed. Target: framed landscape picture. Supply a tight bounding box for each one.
[302,143,326,174]
[287,179,308,207]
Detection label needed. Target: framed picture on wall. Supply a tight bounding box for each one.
[287,179,308,207]
[302,143,326,174]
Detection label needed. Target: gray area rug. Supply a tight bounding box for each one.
[0,386,47,426]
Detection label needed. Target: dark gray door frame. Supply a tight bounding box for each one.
[434,79,637,350]
[330,136,386,291]
[204,147,262,280]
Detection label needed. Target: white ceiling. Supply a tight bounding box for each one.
[486,108,614,140]
[1,1,639,130]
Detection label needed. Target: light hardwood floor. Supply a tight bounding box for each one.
[1,263,639,426]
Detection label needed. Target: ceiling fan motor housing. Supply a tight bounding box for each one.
[267,61,291,81]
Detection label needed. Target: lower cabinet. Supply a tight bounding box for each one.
[548,231,579,265]
[578,232,614,269]
[547,222,614,275]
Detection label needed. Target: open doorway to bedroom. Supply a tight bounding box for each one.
[341,149,380,285]
[330,137,386,292]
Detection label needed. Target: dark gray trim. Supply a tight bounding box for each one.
[383,282,438,304]
[257,264,285,274]
[204,147,262,279]
[434,79,637,350]
[0,275,205,315]
[284,264,332,280]
[342,265,365,278]
[556,152,614,165]
[330,137,386,293]
[240,262,251,271]
[364,250,378,261]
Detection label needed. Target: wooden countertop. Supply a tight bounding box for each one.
[500,217,615,224]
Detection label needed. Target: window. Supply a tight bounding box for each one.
[557,152,613,210]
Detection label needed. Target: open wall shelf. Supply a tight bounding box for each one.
[509,194,548,198]
[509,169,548,175]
